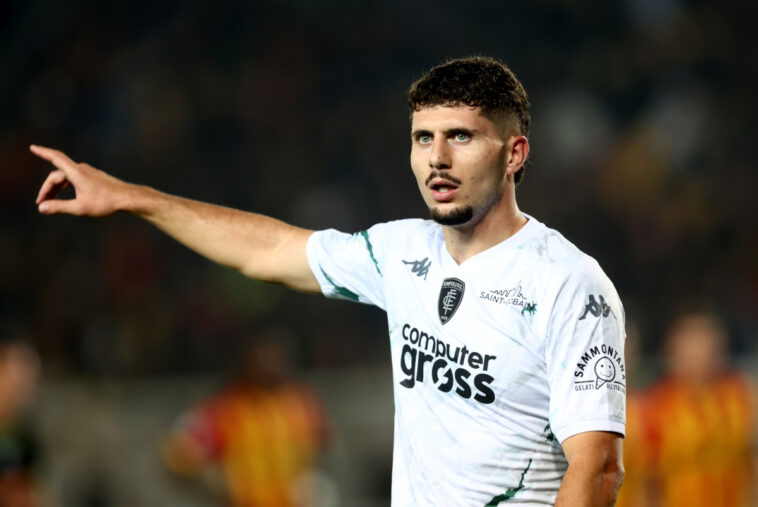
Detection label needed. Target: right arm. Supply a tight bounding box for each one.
[31,145,321,293]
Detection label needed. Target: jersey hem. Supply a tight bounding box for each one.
[305,230,331,297]
[554,419,626,443]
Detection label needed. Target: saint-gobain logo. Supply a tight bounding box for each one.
[438,278,465,325]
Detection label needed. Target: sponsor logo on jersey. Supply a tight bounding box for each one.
[399,323,496,404]
[402,257,431,280]
[438,277,465,324]
[479,282,536,315]
[578,294,615,320]
[573,344,626,393]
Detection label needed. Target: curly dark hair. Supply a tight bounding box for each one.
[408,56,531,184]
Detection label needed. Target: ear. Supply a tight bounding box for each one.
[504,135,529,178]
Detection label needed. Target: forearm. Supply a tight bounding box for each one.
[555,459,624,507]
[120,184,318,290]
[32,145,321,291]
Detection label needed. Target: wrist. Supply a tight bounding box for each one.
[119,183,158,216]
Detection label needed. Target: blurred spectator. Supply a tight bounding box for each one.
[4,0,758,377]
[642,311,757,507]
[161,328,331,506]
[0,334,42,507]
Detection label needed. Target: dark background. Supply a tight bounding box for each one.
[1,0,756,503]
[3,0,756,376]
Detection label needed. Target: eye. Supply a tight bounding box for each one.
[418,134,433,145]
[454,132,471,142]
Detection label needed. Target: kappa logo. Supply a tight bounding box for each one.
[403,257,431,280]
[573,344,626,393]
[578,294,615,320]
[438,277,465,325]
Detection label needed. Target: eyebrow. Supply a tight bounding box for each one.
[410,127,477,139]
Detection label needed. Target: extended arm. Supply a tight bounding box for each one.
[555,431,624,507]
[31,145,320,293]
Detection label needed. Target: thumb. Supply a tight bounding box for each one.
[38,199,81,215]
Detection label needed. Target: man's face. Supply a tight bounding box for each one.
[410,105,509,227]
[666,314,726,383]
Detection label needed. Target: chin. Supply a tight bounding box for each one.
[430,205,474,226]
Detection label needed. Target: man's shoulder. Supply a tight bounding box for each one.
[373,217,436,232]
[520,217,610,286]
[521,219,597,267]
[347,219,440,270]
[364,218,439,243]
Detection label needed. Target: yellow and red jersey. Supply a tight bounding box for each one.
[176,383,328,507]
[642,373,756,507]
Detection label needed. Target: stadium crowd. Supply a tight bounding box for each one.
[1,0,756,504]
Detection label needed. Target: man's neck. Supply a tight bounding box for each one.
[442,197,527,265]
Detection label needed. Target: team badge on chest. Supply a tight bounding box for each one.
[438,277,465,324]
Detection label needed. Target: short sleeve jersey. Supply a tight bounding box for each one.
[306,215,626,506]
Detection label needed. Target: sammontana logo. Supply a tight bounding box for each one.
[573,344,626,393]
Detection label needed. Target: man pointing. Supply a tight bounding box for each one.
[33,56,625,506]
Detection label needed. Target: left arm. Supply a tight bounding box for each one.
[555,431,624,507]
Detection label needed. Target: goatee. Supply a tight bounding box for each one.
[430,205,474,226]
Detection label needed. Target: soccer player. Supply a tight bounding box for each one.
[161,330,330,506]
[642,311,757,507]
[32,56,625,506]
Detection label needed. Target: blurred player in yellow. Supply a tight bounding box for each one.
[161,329,330,506]
[642,311,757,507]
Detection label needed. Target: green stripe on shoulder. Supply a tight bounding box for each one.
[485,458,532,506]
[319,266,360,302]
[358,230,382,276]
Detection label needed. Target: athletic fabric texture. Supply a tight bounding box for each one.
[307,215,626,506]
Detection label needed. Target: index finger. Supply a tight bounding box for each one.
[29,145,76,169]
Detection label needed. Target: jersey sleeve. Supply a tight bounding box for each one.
[306,222,394,310]
[544,258,626,443]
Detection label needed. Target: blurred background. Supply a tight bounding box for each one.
[1,0,756,505]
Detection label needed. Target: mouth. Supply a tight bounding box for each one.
[429,179,459,202]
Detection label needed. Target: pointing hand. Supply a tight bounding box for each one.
[31,145,132,217]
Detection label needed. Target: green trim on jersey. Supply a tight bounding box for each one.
[358,230,382,276]
[319,266,361,302]
[485,458,532,506]
[543,423,556,444]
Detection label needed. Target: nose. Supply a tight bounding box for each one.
[429,137,451,170]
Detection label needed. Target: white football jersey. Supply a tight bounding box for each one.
[306,215,626,506]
